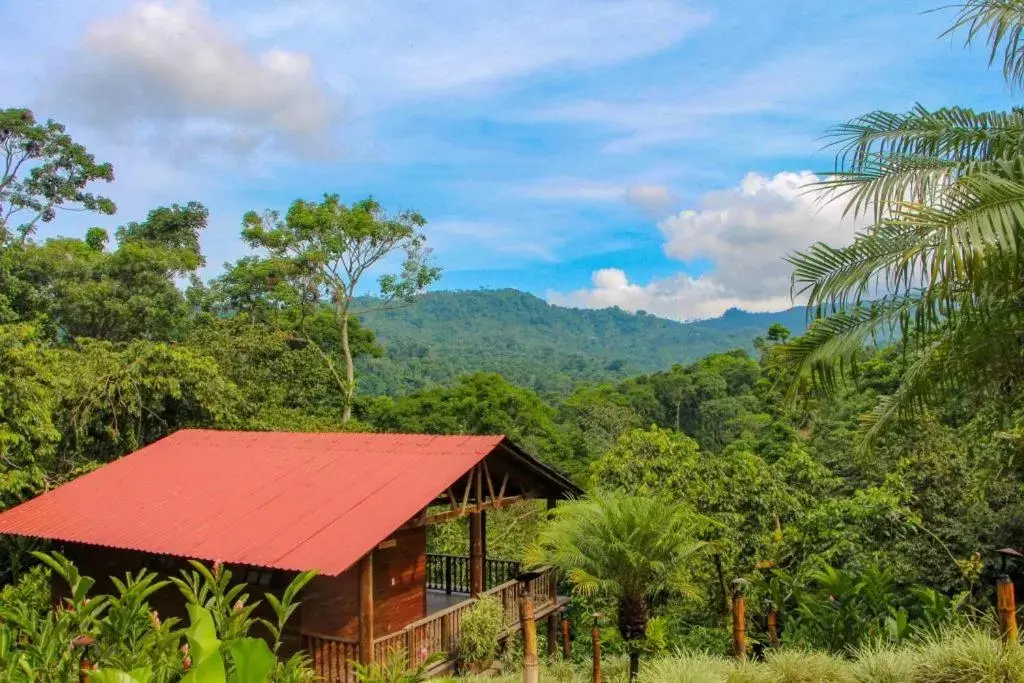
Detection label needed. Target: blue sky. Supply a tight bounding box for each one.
[1,0,1017,319]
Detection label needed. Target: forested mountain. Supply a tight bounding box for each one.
[357,289,809,395]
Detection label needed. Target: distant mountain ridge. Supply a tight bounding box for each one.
[357,289,808,396]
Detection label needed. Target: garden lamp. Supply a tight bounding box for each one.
[996,547,1023,575]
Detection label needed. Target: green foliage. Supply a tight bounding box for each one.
[0,553,314,683]
[0,108,115,243]
[458,596,505,666]
[353,647,443,683]
[767,561,964,652]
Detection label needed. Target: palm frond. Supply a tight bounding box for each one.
[943,1,1024,89]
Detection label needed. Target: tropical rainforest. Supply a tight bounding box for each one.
[6,0,1024,681]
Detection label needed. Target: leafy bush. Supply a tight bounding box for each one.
[458,596,505,667]
[0,551,316,683]
[354,647,443,683]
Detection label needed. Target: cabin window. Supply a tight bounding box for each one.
[245,569,275,587]
[150,555,176,572]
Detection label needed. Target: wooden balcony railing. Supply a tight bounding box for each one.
[305,562,563,683]
[302,633,358,683]
[376,565,560,670]
[425,553,521,593]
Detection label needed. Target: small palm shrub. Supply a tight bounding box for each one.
[458,596,504,669]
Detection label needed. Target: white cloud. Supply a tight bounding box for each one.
[549,268,795,321]
[235,0,707,98]
[56,0,334,158]
[548,171,861,320]
[512,180,677,217]
[625,184,677,216]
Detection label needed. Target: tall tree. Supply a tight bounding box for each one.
[241,195,440,422]
[0,109,115,243]
[784,2,1024,442]
[526,494,708,682]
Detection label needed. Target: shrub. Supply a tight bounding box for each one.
[458,596,505,667]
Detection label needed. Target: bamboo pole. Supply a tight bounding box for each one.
[731,582,747,660]
[998,575,1018,646]
[561,618,571,659]
[767,609,780,648]
[591,613,602,683]
[520,596,539,683]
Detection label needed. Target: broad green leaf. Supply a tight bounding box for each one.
[225,637,276,683]
[179,648,227,683]
[185,604,221,665]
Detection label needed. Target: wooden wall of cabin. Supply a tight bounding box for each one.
[300,526,427,640]
[56,543,305,655]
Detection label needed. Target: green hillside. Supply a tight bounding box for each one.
[357,289,808,395]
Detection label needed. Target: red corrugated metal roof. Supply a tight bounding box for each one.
[0,430,508,575]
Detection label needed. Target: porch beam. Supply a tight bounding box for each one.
[359,552,374,665]
[412,495,527,527]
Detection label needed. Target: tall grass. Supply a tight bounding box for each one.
[455,625,1024,683]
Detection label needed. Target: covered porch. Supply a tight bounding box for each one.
[304,554,569,682]
[301,444,578,683]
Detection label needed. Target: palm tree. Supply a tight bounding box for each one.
[784,1,1024,442]
[525,494,708,682]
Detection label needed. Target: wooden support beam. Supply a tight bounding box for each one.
[460,466,474,515]
[470,510,484,595]
[359,552,374,665]
[547,614,558,661]
[483,460,497,501]
[476,464,484,512]
[413,495,527,527]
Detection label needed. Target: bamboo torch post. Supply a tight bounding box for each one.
[591,612,602,683]
[731,579,748,660]
[561,617,571,659]
[767,608,780,649]
[998,575,1019,646]
[996,548,1023,647]
[520,595,539,683]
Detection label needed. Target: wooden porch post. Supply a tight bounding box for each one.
[547,613,559,660]
[470,511,484,595]
[470,465,485,595]
[359,552,374,665]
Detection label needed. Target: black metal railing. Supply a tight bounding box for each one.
[425,553,521,593]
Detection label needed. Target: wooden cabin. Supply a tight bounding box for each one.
[0,430,579,681]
